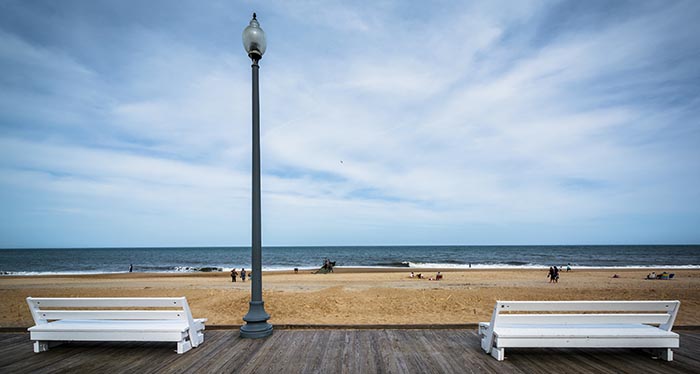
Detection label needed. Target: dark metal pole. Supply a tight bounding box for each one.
[240,58,272,338]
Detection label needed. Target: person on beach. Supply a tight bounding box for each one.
[241,268,246,282]
[553,266,560,283]
[231,269,238,282]
[647,272,657,279]
[547,266,556,283]
[410,272,415,278]
[129,264,133,273]
[566,263,572,272]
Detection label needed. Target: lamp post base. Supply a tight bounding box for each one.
[240,301,273,338]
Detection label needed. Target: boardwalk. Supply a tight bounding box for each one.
[1,328,698,373]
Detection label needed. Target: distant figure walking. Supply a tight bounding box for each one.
[548,266,557,283]
[129,264,133,273]
[231,269,238,282]
[566,263,572,272]
[241,268,247,282]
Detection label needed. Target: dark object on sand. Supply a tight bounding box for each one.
[646,272,675,280]
[315,261,336,274]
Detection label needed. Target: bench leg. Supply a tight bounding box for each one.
[490,347,505,361]
[644,348,674,361]
[33,341,50,353]
[657,349,673,362]
[188,330,205,348]
[478,323,488,337]
[177,340,192,354]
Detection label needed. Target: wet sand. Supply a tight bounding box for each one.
[1,268,698,327]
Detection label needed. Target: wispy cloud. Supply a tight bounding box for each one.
[1,0,699,247]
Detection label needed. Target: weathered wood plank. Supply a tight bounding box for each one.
[0,329,698,374]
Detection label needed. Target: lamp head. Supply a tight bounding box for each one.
[242,13,266,60]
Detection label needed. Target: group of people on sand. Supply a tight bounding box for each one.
[230,268,247,282]
[409,271,443,281]
[646,271,672,280]
[547,266,560,283]
[547,263,573,283]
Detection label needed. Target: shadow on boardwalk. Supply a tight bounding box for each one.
[1,329,699,373]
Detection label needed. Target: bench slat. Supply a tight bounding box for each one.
[30,331,187,342]
[29,319,190,332]
[497,313,670,325]
[496,301,679,312]
[493,324,678,338]
[28,297,185,308]
[496,337,680,349]
[39,310,187,321]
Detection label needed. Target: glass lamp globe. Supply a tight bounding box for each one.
[242,13,266,60]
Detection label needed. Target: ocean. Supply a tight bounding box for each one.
[0,245,698,275]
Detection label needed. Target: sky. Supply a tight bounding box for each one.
[1,0,699,248]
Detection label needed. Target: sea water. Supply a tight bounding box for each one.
[1,245,698,275]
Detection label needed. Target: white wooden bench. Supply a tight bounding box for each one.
[479,300,680,361]
[26,297,207,354]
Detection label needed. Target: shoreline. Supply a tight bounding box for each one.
[2,265,699,277]
[2,267,688,278]
[1,267,686,279]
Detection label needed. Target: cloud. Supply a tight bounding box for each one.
[1,0,699,247]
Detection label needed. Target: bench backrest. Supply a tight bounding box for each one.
[492,300,679,329]
[481,300,680,354]
[26,297,196,326]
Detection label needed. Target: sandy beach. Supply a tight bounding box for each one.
[1,268,698,327]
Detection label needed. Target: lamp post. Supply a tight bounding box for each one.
[240,12,272,339]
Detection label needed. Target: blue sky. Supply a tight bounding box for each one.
[1,0,699,248]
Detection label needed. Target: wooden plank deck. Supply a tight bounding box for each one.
[0,329,698,373]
